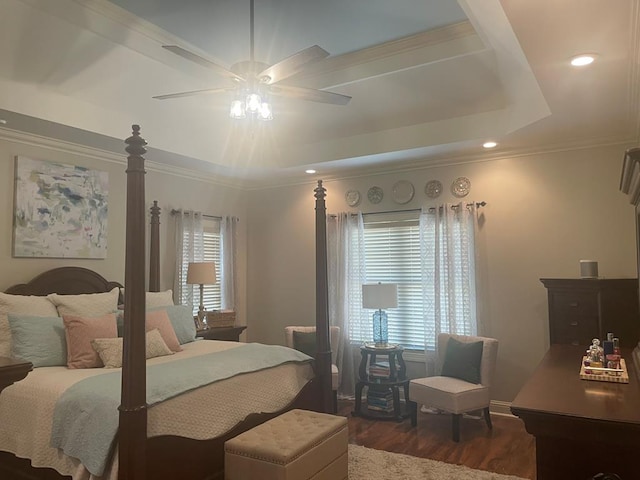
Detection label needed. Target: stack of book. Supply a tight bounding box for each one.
[366,389,394,413]
[368,362,391,379]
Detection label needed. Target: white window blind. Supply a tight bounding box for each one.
[357,214,424,350]
[181,218,222,315]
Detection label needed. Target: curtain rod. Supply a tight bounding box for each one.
[329,201,486,217]
[170,209,222,220]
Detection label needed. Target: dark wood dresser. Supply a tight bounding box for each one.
[540,278,639,347]
[511,345,640,480]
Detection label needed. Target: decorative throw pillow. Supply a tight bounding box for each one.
[292,331,316,358]
[440,337,484,384]
[63,313,118,369]
[91,328,174,368]
[117,289,175,309]
[49,287,120,318]
[145,310,182,352]
[145,290,174,308]
[0,292,58,357]
[149,305,196,345]
[7,314,67,367]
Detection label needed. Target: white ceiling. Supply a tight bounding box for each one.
[0,0,638,186]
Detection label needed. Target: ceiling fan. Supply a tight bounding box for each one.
[153,0,351,120]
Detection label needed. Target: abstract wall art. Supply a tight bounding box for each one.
[13,156,109,258]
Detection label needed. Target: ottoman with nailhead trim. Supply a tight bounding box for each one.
[224,409,348,480]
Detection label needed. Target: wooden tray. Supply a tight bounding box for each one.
[579,356,629,383]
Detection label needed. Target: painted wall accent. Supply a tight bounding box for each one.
[13,156,108,258]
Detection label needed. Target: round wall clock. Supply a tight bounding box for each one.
[345,190,361,207]
[425,180,443,199]
[367,186,384,204]
[451,177,471,198]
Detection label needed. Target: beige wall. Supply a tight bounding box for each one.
[246,144,637,402]
[1,130,635,403]
[0,134,248,330]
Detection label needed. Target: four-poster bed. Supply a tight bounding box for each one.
[0,125,333,480]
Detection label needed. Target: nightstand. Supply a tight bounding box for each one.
[0,357,33,394]
[196,326,247,342]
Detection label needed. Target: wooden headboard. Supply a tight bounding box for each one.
[5,266,123,303]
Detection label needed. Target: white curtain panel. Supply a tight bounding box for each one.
[327,212,367,398]
[174,210,204,308]
[419,202,479,374]
[220,216,239,311]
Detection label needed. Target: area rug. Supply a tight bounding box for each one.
[348,444,527,480]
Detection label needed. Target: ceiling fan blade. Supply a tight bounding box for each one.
[162,45,244,82]
[269,84,351,105]
[258,45,330,85]
[153,87,233,100]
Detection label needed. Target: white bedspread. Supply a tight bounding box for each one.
[0,340,314,479]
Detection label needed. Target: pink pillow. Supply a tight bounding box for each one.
[146,310,182,352]
[63,313,117,369]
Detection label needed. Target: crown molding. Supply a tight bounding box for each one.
[0,127,244,189]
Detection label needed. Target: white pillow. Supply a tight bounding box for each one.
[0,292,58,357]
[117,289,174,308]
[146,290,174,308]
[91,328,174,368]
[48,287,119,317]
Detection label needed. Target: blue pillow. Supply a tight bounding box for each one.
[154,305,197,344]
[116,306,196,345]
[8,314,67,367]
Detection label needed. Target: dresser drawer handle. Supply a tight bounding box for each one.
[569,321,579,326]
[569,302,579,307]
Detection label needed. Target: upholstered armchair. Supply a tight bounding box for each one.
[284,326,341,413]
[408,333,498,442]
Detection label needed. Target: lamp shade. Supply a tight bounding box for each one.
[362,283,398,309]
[186,262,217,285]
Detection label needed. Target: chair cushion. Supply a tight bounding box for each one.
[409,376,489,414]
[441,337,483,384]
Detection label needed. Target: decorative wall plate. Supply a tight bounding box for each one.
[425,180,443,199]
[392,180,414,204]
[345,190,361,207]
[451,177,471,198]
[367,186,384,204]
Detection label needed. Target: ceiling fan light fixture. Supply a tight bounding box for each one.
[259,101,273,121]
[230,99,246,119]
[246,92,263,113]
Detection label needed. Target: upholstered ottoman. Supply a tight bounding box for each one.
[224,409,348,480]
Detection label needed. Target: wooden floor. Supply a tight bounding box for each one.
[338,399,536,479]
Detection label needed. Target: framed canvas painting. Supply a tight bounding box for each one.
[13,156,109,258]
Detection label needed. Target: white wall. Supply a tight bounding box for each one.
[246,144,637,402]
[0,132,248,330]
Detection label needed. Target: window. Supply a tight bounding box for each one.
[180,217,222,315]
[350,213,424,350]
[347,209,477,352]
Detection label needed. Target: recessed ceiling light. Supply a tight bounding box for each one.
[305,169,316,174]
[483,141,497,149]
[0,119,6,125]
[570,54,596,67]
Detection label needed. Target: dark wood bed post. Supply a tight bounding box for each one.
[149,200,161,292]
[314,180,333,414]
[119,125,148,480]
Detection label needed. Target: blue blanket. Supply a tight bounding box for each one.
[50,343,312,476]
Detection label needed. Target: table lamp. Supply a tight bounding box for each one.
[362,282,398,346]
[186,262,217,327]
